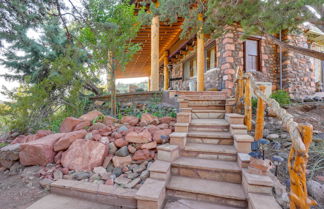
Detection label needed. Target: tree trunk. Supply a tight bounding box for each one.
[107,51,117,117]
[265,33,324,60]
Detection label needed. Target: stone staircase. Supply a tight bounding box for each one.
[168,91,247,208]
[136,90,282,209]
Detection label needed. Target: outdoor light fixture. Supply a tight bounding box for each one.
[272,155,284,176]
[250,139,270,160]
[259,138,270,160]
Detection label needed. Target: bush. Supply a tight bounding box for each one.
[270,90,291,106]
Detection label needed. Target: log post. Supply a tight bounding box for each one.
[235,68,244,113]
[150,14,160,91]
[197,13,205,91]
[163,51,169,90]
[244,77,252,131]
[288,124,317,209]
[254,85,266,140]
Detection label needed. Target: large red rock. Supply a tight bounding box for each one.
[121,116,139,126]
[11,130,52,144]
[89,122,107,131]
[103,116,117,126]
[19,133,65,166]
[132,149,152,161]
[112,156,132,168]
[159,116,174,124]
[140,113,159,125]
[79,110,103,121]
[60,117,83,133]
[73,120,91,131]
[125,129,152,144]
[61,139,108,171]
[153,129,172,143]
[146,125,160,134]
[114,138,128,148]
[54,130,87,151]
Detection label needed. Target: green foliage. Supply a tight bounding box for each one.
[252,97,258,112]
[270,90,291,106]
[0,142,8,148]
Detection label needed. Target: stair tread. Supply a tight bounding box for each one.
[192,110,226,113]
[191,119,229,126]
[167,176,246,200]
[185,143,237,154]
[173,157,241,172]
[164,198,243,209]
[188,131,232,138]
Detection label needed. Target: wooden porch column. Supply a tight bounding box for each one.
[151,15,160,91]
[163,51,169,90]
[197,14,205,91]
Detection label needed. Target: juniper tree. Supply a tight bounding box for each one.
[145,0,324,60]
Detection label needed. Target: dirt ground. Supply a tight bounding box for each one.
[285,102,324,133]
[0,170,48,209]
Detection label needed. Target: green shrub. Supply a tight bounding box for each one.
[252,97,258,112]
[270,90,291,106]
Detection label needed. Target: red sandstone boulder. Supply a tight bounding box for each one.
[121,116,139,126]
[11,135,27,144]
[114,138,128,148]
[140,113,159,126]
[79,110,103,121]
[146,125,160,134]
[89,122,107,131]
[60,117,83,133]
[112,156,132,168]
[125,129,152,144]
[153,129,172,143]
[12,130,52,144]
[61,139,108,171]
[54,130,87,151]
[141,141,157,150]
[132,149,152,161]
[159,116,173,124]
[19,133,65,166]
[54,151,63,164]
[157,123,169,129]
[73,120,91,131]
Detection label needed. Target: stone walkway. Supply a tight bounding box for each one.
[26,194,122,209]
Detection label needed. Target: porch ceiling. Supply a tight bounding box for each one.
[116,20,182,78]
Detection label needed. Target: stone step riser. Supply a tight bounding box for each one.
[191,113,225,119]
[180,150,237,162]
[188,106,225,110]
[189,127,229,132]
[171,167,242,184]
[166,189,247,208]
[187,137,233,145]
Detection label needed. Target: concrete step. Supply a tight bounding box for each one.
[171,157,241,183]
[181,143,237,161]
[248,193,281,209]
[167,176,247,208]
[191,109,225,119]
[187,131,233,145]
[164,198,244,209]
[189,119,229,132]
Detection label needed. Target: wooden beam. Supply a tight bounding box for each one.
[163,51,169,90]
[197,13,205,91]
[150,15,160,91]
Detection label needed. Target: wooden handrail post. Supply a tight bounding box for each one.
[235,68,244,113]
[163,51,169,90]
[254,85,266,140]
[244,77,252,131]
[288,124,317,209]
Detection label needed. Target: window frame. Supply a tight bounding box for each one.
[243,37,261,72]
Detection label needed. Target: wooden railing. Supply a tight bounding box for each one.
[234,67,317,209]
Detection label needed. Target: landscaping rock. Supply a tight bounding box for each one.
[60,117,83,133]
[85,133,93,140]
[307,180,324,206]
[117,125,128,133]
[108,142,117,154]
[0,143,20,161]
[140,113,159,126]
[141,141,157,150]
[140,169,149,181]
[102,155,113,168]
[73,120,91,131]
[132,162,146,173]
[125,129,152,144]
[127,145,136,154]
[79,110,103,121]
[54,130,87,151]
[152,129,172,143]
[39,178,54,190]
[53,169,63,180]
[125,177,141,188]
[132,149,152,161]
[100,137,109,144]
[115,146,129,157]
[61,139,108,171]
[114,138,128,148]
[157,123,169,129]
[112,156,132,168]
[114,175,131,186]
[0,159,14,168]
[112,167,122,177]
[127,172,139,179]
[103,116,117,126]
[89,122,107,131]
[159,116,173,124]
[9,162,23,175]
[267,134,280,140]
[73,171,91,180]
[121,116,139,126]
[19,133,65,166]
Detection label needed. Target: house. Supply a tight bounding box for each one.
[117,1,323,100]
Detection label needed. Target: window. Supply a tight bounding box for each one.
[206,42,217,71]
[244,39,260,72]
[183,57,196,79]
